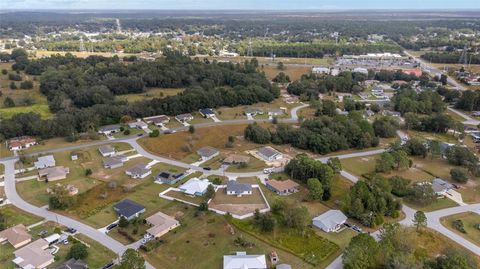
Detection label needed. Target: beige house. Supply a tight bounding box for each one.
[223,154,250,165]
[0,224,31,248]
[38,166,70,181]
[146,211,180,238]
[13,238,54,269]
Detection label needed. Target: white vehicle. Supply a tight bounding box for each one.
[263,168,274,174]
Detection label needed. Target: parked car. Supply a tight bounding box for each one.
[38,230,48,237]
[65,227,77,234]
[137,133,143,137]
[352,225,362,233]
[106,223,118,231]
[101,262,114,269]
[203,167,212,171]
[263,168,273,174]
[344,223,351,228]
[63,239,69,245]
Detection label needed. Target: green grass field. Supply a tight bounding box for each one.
[441,212,480,247]
[116,88,184,103]
[404,198,458,212]
[0,204,43,227]
[0,104,52,119]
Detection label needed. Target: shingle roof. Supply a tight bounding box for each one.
[103,156,124,167]
[155,171,184,183]
[0,224,31,247]
[432,178,453,193]
[175,113,193,121]
[13,238,53,269]
[223,253,267,269]
[126,164,150,176]
[227,180,252,194]
[146,211,179,237]
[34,155,56,169]
[267,179,299,192]
[98,124,121,132]
[99,145,115,155]
[312,210,347,230]
[55,258,88,269]
[258,146,281,159]
[197,146,219,158]
[179,178,211,196]
[113,199,145,219]
[199,108,215,116]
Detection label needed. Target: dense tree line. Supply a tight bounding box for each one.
[421,52,480,64]
[245,114,382,155]
[391,88,445,115]
[287,72,365,98]
[455,90,480,111]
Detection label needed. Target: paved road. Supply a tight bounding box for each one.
[448,106,480,125]
[317,148,387,163]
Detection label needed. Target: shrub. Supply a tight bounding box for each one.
[450,168,468,183]
[452,219,466,233]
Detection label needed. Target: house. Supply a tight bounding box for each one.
[125,164,151,179]
[313,210,348,233]
[55,258,88,269]
[175,113,194,123]
[266,179,299,196]
[269,251,279,264]
[383,110,401,117]
[145,211,180,238]
[103,156,125,169]
[353,67,369,75]
[154,171,185,185]
[401,68,423,77]
[34,155,56,169]
[226,180,252,197]
[6,136,36,151]
[431,178,454,196]
[98,145,116,157]
[257,147,283,162]
[128,120,148,130]
[223,252,267,269]
[312,67,330,75]
[245,107,263,117]
[44,233,61,245]
[197,146,219,161]
[38,166,70,181]
[199,108,216,118]
[178,178,211,196]
[113,199,146,220]
[70,154,78,161]
[223,154,250,165]
[0,224,31,248]
[268,109,285,117]
[144,115,170,126]
[276,265,292,269]
[471,132,480,143]
[98,124,121,135]
[13,238,54,269]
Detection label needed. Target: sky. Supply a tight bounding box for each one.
[1,0,479,10]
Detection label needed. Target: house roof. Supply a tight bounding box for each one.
[227,180,252,194]
[0,224,31,247]
[99,145,115,155]
[126,164,150,176]
[13,238,53,269]
[103,156,125,167]
[148,115,170,124]
[179,178,211,196]
[258,146,281,159]
[432,178,453,193]
[155,171,184,183]
[34,155,56,168]
[312,210,347,230]
[267,179,299,192]
[175,113,193,120]
[146,211,179,237]
[276,265,292,269]
[245,107,263,114]
[199,108,215,116]
[98,124,121,132]
[223,154,250,164]
[55,258,88,269]
[223,252,267,269]
[7,136,36,148]
[113,199,145,219]
[38,166,70,180]
[197,146,219,158]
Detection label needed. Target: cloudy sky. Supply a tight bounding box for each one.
[1,0,479,10]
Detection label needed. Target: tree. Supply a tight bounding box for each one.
[408,184,436,206]
[9,81,17,89]
[123,129,131,135]
[440,74,448,85]
[198,202,209,211]
[428,247,477,269]
[149,129,159,137]
[404,138,427,157]
[118,249,145,269]
[445,146,478,166]
[450,168,468,183]
[307,178,323,201]
[67,242,88,260]
[327,157,342,174]
[277,62,285,70]
[343,233,379,269]
[3,96,15,107]
[0,212,6,230]
[119,216,129,228]
[373,117,399,138]
[204,184,215,200]
[376,152,395,172]
[19,80,33,89]
[85,168,92,176]
[413,211,427,232]
[391,150,410,170]
[189,125,195,134]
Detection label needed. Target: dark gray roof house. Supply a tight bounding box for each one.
[113,199,145,220]
[55,258,88,269]
[199,108,215,117]
[155,171,185,185]
[226,180,252,196]
[197,146,219,160]
[98,145,116,157]
[103,156,126,169]
[125,164,151,179]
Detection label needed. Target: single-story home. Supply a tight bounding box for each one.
[312,67,330,74]
[13,238,54,269]
[268,109,285,117]
[276,264,292,269]
[257,146,283,162]
[223,252,267,269]
[125,164,151,179]
[431,178,454,196]
[38,166,70,182]
[144,115,170,126]
[245,107,263,116]
[178,178,211,196]
[223,154,250,165]
[197,146,219,161]
[98,124,121,135]
[113,199,146,220]
[128,120,149,130]
[145,211,180,238]
[353,67,369,75]
[6,136,36,151]
[103,155,127,169]
[175,113,194,123]
[55,258,88,269]
[98,145,116,157]
[312,210,348,233]
[154,171,185,185]
[199,108,216,118]
[266,179,299,196]
[34,155,56,169]
[0,224,31,248]
[226,180,252,197]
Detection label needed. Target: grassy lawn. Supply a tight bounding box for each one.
[144,210,313,269]
[0,243,15,269]
[315,228,358,249]
[21,137,108,154]
[0,163,4,175]
[108,221,150,245]
[0,143,13,158]
[403,198,458,212]
[225,157,267,172]
[441,212,480,247]
[231,218,340,268]
[0,104,52,119]
[297,106,317,119]
[199,156,223,169]
[112,127,144,138]
[405,130,459,144]
[116,88,184,102]
[164,190,205,205]
[0,204,43,227]
[262,65,311,81]
[212,188,266,205]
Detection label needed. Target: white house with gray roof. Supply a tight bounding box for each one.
[226,180,252,197]
[223,252,267,269]
[125,164,151,179]
[257,147,283,162]
[34,155,56,169]
[312,210,347,233]
[103,155,127,169]
[98,124,121,135]
[98,145,116,157]
[197,146,219,161]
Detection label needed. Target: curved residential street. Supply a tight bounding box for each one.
[2,102,480,269]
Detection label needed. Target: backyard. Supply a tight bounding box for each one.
[209,187,269,216]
